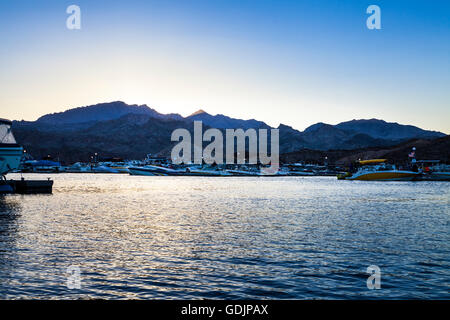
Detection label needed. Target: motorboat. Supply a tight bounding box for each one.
[128,165,185,176]
[288,170,315,176]
[340,159,420,181]
[188,169,228,176]
[106,162,130,174]
[416,160,450,181]
[66,162,92,173]
[226,169,261,176]
[285,163,319,176]
[426,171,450,181]
[21,159,63,173]
[182,164,231,176]
[92,165,120,173]
[0,119,23,176]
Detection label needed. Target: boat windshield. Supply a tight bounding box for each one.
[0,123,17,144]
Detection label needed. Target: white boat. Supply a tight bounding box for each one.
[107,162,130,173]
[66,162,92,173]
[416,160,450,181]
[426,172,450,181]
[285,163,317,176]
[92,165,119,173]
[186,167,232,176]
[128,166,156,176]
[288,170,315,176]
[226,169,260,176]
[128,165,184,176]
[0,119,23,176]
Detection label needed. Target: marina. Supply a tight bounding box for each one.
[1,117,448,198]
[12,158,450,180]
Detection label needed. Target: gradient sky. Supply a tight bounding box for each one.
[0,0,449,133]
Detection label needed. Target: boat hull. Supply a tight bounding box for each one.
[128,167,157,176]
[421,172,450,181]
[92,165,119,173]
[109,166,130,174]
[347,170,420,181]
[0,146,23,175]
[128,166,185,176]
[226,170,260,176]
[289,171,315,176]
[186,169,231,176]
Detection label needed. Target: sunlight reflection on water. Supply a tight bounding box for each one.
[0,173,449,299]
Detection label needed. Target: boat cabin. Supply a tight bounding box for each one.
[0,118,19,146]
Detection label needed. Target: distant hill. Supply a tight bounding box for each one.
[187,109,270,130]
[36,101,183,124]
[14,114,193,163]
[278,123,404,151]
[335,119,444,140]
[281,135,450,165]
[11,101,448,163]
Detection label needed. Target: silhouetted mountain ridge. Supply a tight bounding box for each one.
[11,101,447,162]
[335,118,443,140]
[36,101,183,124]
[187,110,270,130]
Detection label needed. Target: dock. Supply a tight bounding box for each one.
[0,178,53,194]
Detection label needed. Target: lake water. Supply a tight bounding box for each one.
[0,173,449,299]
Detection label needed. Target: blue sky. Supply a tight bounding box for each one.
[0,0,449,133]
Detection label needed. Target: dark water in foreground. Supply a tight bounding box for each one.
[0,174,449,299]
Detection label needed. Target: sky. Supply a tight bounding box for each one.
[0,0,449,133]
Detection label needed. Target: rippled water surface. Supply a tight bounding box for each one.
[0,173,449,299]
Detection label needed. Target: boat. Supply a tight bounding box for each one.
[128,166,156,176]
[92,165,120,173]
[128,165,185,176]
[340,159,421,181]
[426,172,450,181]
[66,162,92,173]
[0,119,23,177]
[416,160,450,181]
[285,163,320,176]
[130,164,235,176]
[107,163,130,174]
[226,169,261,176]
[184,165,232,176]
[21,159,63,173]
[288,171,315,176]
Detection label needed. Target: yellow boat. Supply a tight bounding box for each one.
[342,159,421,181]
[358,159,388,165]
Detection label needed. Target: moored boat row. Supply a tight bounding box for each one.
[337,159,450,181]
[2,119,448,181]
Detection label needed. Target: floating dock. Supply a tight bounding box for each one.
[1,178,53,194]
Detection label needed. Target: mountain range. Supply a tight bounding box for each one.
[11,101,446,163]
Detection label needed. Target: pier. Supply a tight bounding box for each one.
[0,178,53,194]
